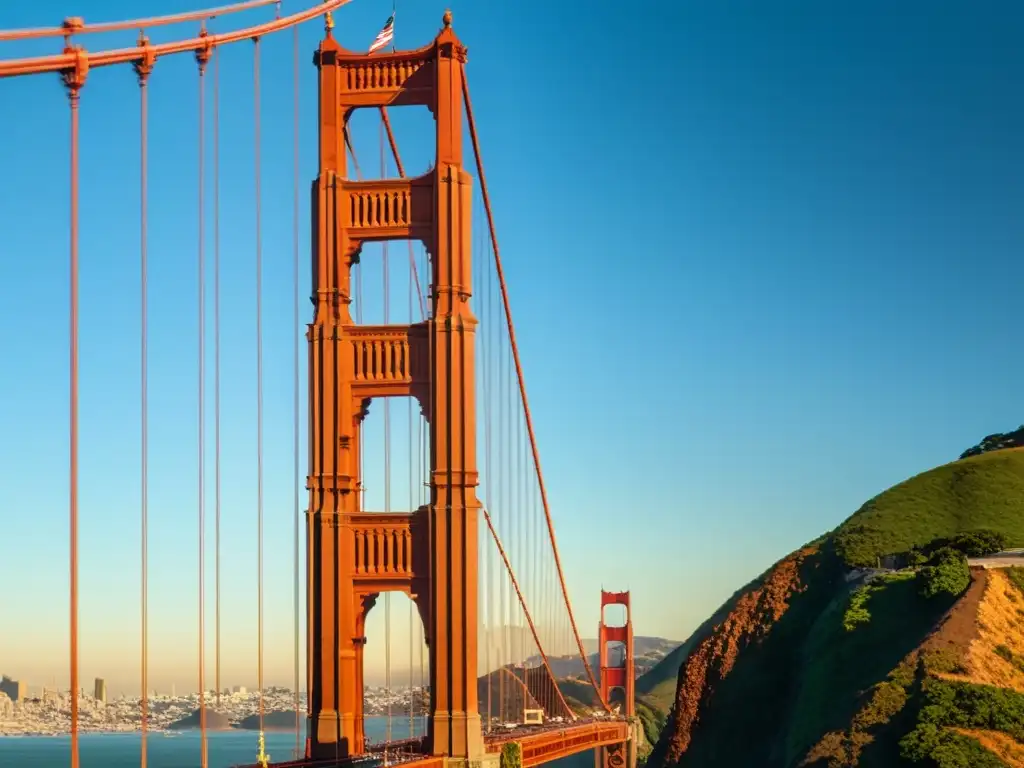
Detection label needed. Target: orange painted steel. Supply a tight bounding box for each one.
[308,11,484,761]
[197,38,212,768]
[213,43,223,715]
[0,0,280,41]
[481,508,574,719]
[292,21,304,763]
[0,0,350,77]
[596,591,635,768]
[461,74,610,712]
[597,591,635,717]
[63,46,85,768]
[485,722,632,768]
[254,34,267,738]
[134,43,153,768]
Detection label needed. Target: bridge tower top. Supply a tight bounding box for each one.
[314,9,468,177]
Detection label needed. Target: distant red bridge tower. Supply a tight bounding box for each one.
[596,590,636,768]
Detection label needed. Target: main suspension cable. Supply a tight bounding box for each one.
[0,1,353,78]
[0,0,281,41]
[461,72,607,710]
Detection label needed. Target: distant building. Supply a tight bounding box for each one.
[232,686,248,695]
[94,678,106,704]
[0,676,25,703]
[0,691,12,718]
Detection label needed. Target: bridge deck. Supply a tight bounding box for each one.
[486,720,631,767]
[236,720,630,768]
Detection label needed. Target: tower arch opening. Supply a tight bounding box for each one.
[360,590,429,745]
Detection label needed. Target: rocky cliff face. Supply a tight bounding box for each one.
[646,561,1024,767]
[645,545,845,767]
[650,547,820,765]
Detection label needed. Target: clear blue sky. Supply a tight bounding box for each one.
[0,0,1022,695]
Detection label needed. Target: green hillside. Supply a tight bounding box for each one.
[834,448,1024,567]
[643,442,1024,768]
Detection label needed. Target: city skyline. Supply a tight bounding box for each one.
[0,620,615,695]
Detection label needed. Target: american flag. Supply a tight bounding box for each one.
[368,12,395,53]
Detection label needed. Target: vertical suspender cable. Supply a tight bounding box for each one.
[504,343,513,688]
[292,21,302,761]
[133,38,152,768]
[62,45,85,768]
[196,34,210,768]
[376,109,429,742]
[348,129,363,757]
[379,108,426,319]
[408,222,415,740]
[213,43,223,715]
[380,118,393,748]
[419,234,427,733]
[482,195,494,732]
[426,228,435,737]
[461,73,606,710]
[478,216,487,730]
[496,290,506,725]
[254,34,266,736]
[515,346,523,676]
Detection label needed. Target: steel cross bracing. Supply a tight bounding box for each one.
[0,3,635,768]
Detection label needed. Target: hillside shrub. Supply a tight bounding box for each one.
[500,742,522,768]
[636,699,667,748]
[937,530,1009,557]
[918,549,970,599]
[900,723,1005,767]
[901,678,1024,765]
[842,583,877,631]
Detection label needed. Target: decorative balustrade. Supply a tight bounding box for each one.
[340,55,431,93]
[348,513,415,577]
[342,177,433,239]
[350,326,410,383]
[349,186,410,229]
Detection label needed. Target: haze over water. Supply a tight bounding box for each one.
[0,717,593,768]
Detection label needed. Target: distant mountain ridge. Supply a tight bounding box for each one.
[529,636,680,680]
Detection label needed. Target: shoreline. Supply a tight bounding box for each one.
[0,727,302,737]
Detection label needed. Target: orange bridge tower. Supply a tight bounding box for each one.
[596,590,636,768]
[307,10,483,763]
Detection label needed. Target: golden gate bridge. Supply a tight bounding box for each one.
[0,3,638,767]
